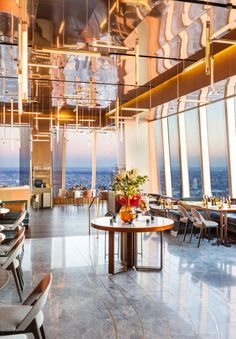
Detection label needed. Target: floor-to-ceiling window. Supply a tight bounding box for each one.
[185,109,203,197]
[0,127,20,186]
[65,130,92,189]
[96,132,118,189]
[207,101,229,196]
[168,115,181,197]
[155,120,166,194]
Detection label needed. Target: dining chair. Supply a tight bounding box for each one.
[0,273,52,339]
[190,208,219,248]
[0,228,25,301]
[177,205,194,241]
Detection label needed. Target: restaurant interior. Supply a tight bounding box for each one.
[1,0,236,338]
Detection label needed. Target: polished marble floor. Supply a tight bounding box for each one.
[1,227,236,339]
[1,205,236,338]
[27,204,106,238]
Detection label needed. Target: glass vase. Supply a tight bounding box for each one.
[119,199,136,223]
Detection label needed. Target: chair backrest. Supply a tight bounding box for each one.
[178,204,188,218]
[190,208,206,225]
[17,273,52,331]
[1,228,25,269]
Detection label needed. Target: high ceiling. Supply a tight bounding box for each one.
[0,0,236,129]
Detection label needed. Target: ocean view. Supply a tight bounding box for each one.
[66,167,116,189]
[0,167,116,190]
[0,167,230,196]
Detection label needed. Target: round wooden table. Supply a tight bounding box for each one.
[0,267,10,290]
[91,216,174,275]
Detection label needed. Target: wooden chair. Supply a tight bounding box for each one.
[177,205,194,241]
[190,208,219,248]
[0,273,52,339]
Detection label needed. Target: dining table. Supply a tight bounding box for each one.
[91,215,174,275]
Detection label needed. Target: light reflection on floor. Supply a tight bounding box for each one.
[1,232,236,339]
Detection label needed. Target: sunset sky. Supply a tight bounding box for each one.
[66,130,117,168]
[0,102,228,170]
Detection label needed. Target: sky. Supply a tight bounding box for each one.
[0,128,118,170]
[0,127,20,168]
[0,99,230,170]
[66,130,118,168]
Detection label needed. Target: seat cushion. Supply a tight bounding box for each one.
[0,305,32,331]
[205,220,218,227]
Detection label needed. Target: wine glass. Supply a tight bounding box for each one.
[139,195,150,217]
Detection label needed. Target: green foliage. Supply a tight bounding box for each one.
[112,168,148,198]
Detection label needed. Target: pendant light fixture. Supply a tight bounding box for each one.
[205,21,211,76]
[18,19,23,115]
[3,104,6,143]
[136,115,139,144]
[120,121,124,142]
[57,101,60,143]
[22,0,28,101]
[89,78,93,108]
[10,98,14,151]
[75,104,79,131]
[115,96,120,131]
[135,38,140,86]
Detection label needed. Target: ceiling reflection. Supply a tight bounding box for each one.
[0,1,236,125]
[154,76,235,120]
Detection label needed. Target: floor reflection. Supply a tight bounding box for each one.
[1,232,236,338]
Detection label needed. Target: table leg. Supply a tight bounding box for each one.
[223,212,232,247]
[108,232,115,274]
[126,233,137,269]
[137,231,163,272]
[220,211,224,242]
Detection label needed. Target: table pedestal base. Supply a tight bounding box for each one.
[108,231,163,275]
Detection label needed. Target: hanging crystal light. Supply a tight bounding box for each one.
[10,98,14,151]
[57,101,60,143]
[205,21,211,76]
[115,96,119,131]
[135,38,139,86]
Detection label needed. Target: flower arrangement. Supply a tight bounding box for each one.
[112,168,148,206]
